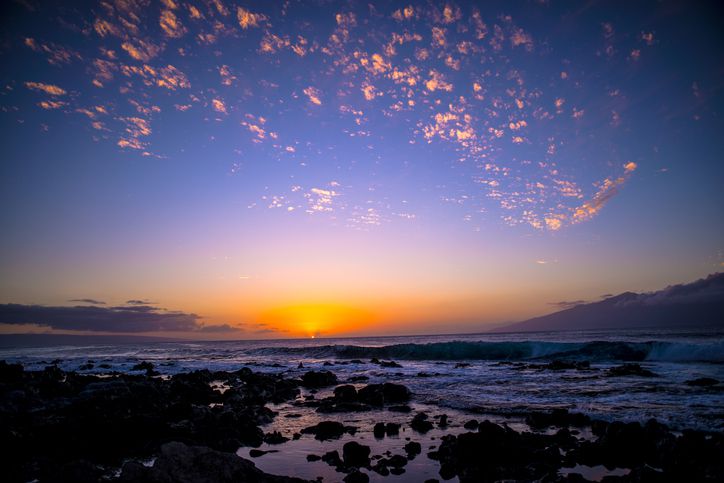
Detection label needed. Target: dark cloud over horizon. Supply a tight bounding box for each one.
[0,303,240,333]
[68,298,106,305]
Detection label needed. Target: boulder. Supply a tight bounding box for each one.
[343,441,371,467]
[301,371,338,388]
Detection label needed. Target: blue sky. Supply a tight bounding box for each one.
[0,0,722,338]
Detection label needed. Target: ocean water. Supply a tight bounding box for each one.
[2,327,722,431]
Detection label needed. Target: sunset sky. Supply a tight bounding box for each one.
[1,0,723,339]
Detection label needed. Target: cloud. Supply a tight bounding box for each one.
[0,303,239,333]
[571,162,637,224]
[237,6,266,29]
[25,82,66,96]
[212,98,227,113]
[160,10,187,38]
[126,299,153,305]
[549,300,587,309]
[69,298,106,305]
[120,40,162,62]
[303,86,322,105]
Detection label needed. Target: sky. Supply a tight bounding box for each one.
[0,0,723,339]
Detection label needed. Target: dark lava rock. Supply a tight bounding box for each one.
[1,363,304,482]
[120,441,309,482]
[374,422,386,438]
[526,409,591,429]
[131,361,154,372]
[454,363,470,368]
[343,441,371,467]
[686,377,719,387]
[357,383,411,406]
[301,370,338,388]
[264,431,290,444]
[388,404,412,413]
[411,412,434,433]
[433,422,562,482]
[438,414,448,427]
[348,375,369,382]
[390,467,406,475]
[379,360,403,368]
[463,419,479,430]
[250,449,278,457]
[385,422,400,436]
[343,470,369,483]
[321,450,343,467]
[0,361,24,383]
[404,441,422,458]
[334,384,358,402]
[306,454,321,462]
[372,461,390,476]
[606,363,656,377]
[301,421,357,440]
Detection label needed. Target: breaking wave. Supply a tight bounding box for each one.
[246,340,724,363]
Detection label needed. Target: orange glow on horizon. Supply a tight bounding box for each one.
[258,303,375,338]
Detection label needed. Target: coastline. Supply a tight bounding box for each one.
[2,359,722,482]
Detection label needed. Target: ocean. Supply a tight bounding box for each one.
[3,327,722,431]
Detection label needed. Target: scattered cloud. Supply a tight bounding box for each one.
[0,303,239,333]
[25,81,66,96]
[303,86,322,105]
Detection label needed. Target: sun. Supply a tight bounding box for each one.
[258,303,373,338]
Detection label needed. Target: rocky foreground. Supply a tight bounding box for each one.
[1,360,723,482]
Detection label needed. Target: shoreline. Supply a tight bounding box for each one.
[2,360,723,482]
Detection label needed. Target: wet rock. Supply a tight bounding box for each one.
[357,383,411,406]
[404,441,422,458]
[119,441,308,482]
[438,414,448,427]
[606,363,656,377]
[131,361,158,376]
[250,449,278,457]
[388,404,412,413]
[301,421,357,440]
[379,360,403,368]
[264,431,290,444]
[348,375,369,382]
[454,363,470,368]
[371,461,390,476]
[463,419,479,430]
[334,384,358,402]
[385,422,400,436]
[343,441,371,467]
[306,454,321,462]
[301,370,338,388]
[374,422,386,438]
[434,423,562,482]
[0,360,24,383]
[321,450,343,467]
[411,412,434,433]
[323,361,333,366]
[344,470,369,483]
[526,409,591,429]
[686,377,719,387]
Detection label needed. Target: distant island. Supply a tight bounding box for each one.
[494,273,724,333]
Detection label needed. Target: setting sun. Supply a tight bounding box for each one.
[258,303,375,338]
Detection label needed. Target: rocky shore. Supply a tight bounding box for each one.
[1,360,722,482]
